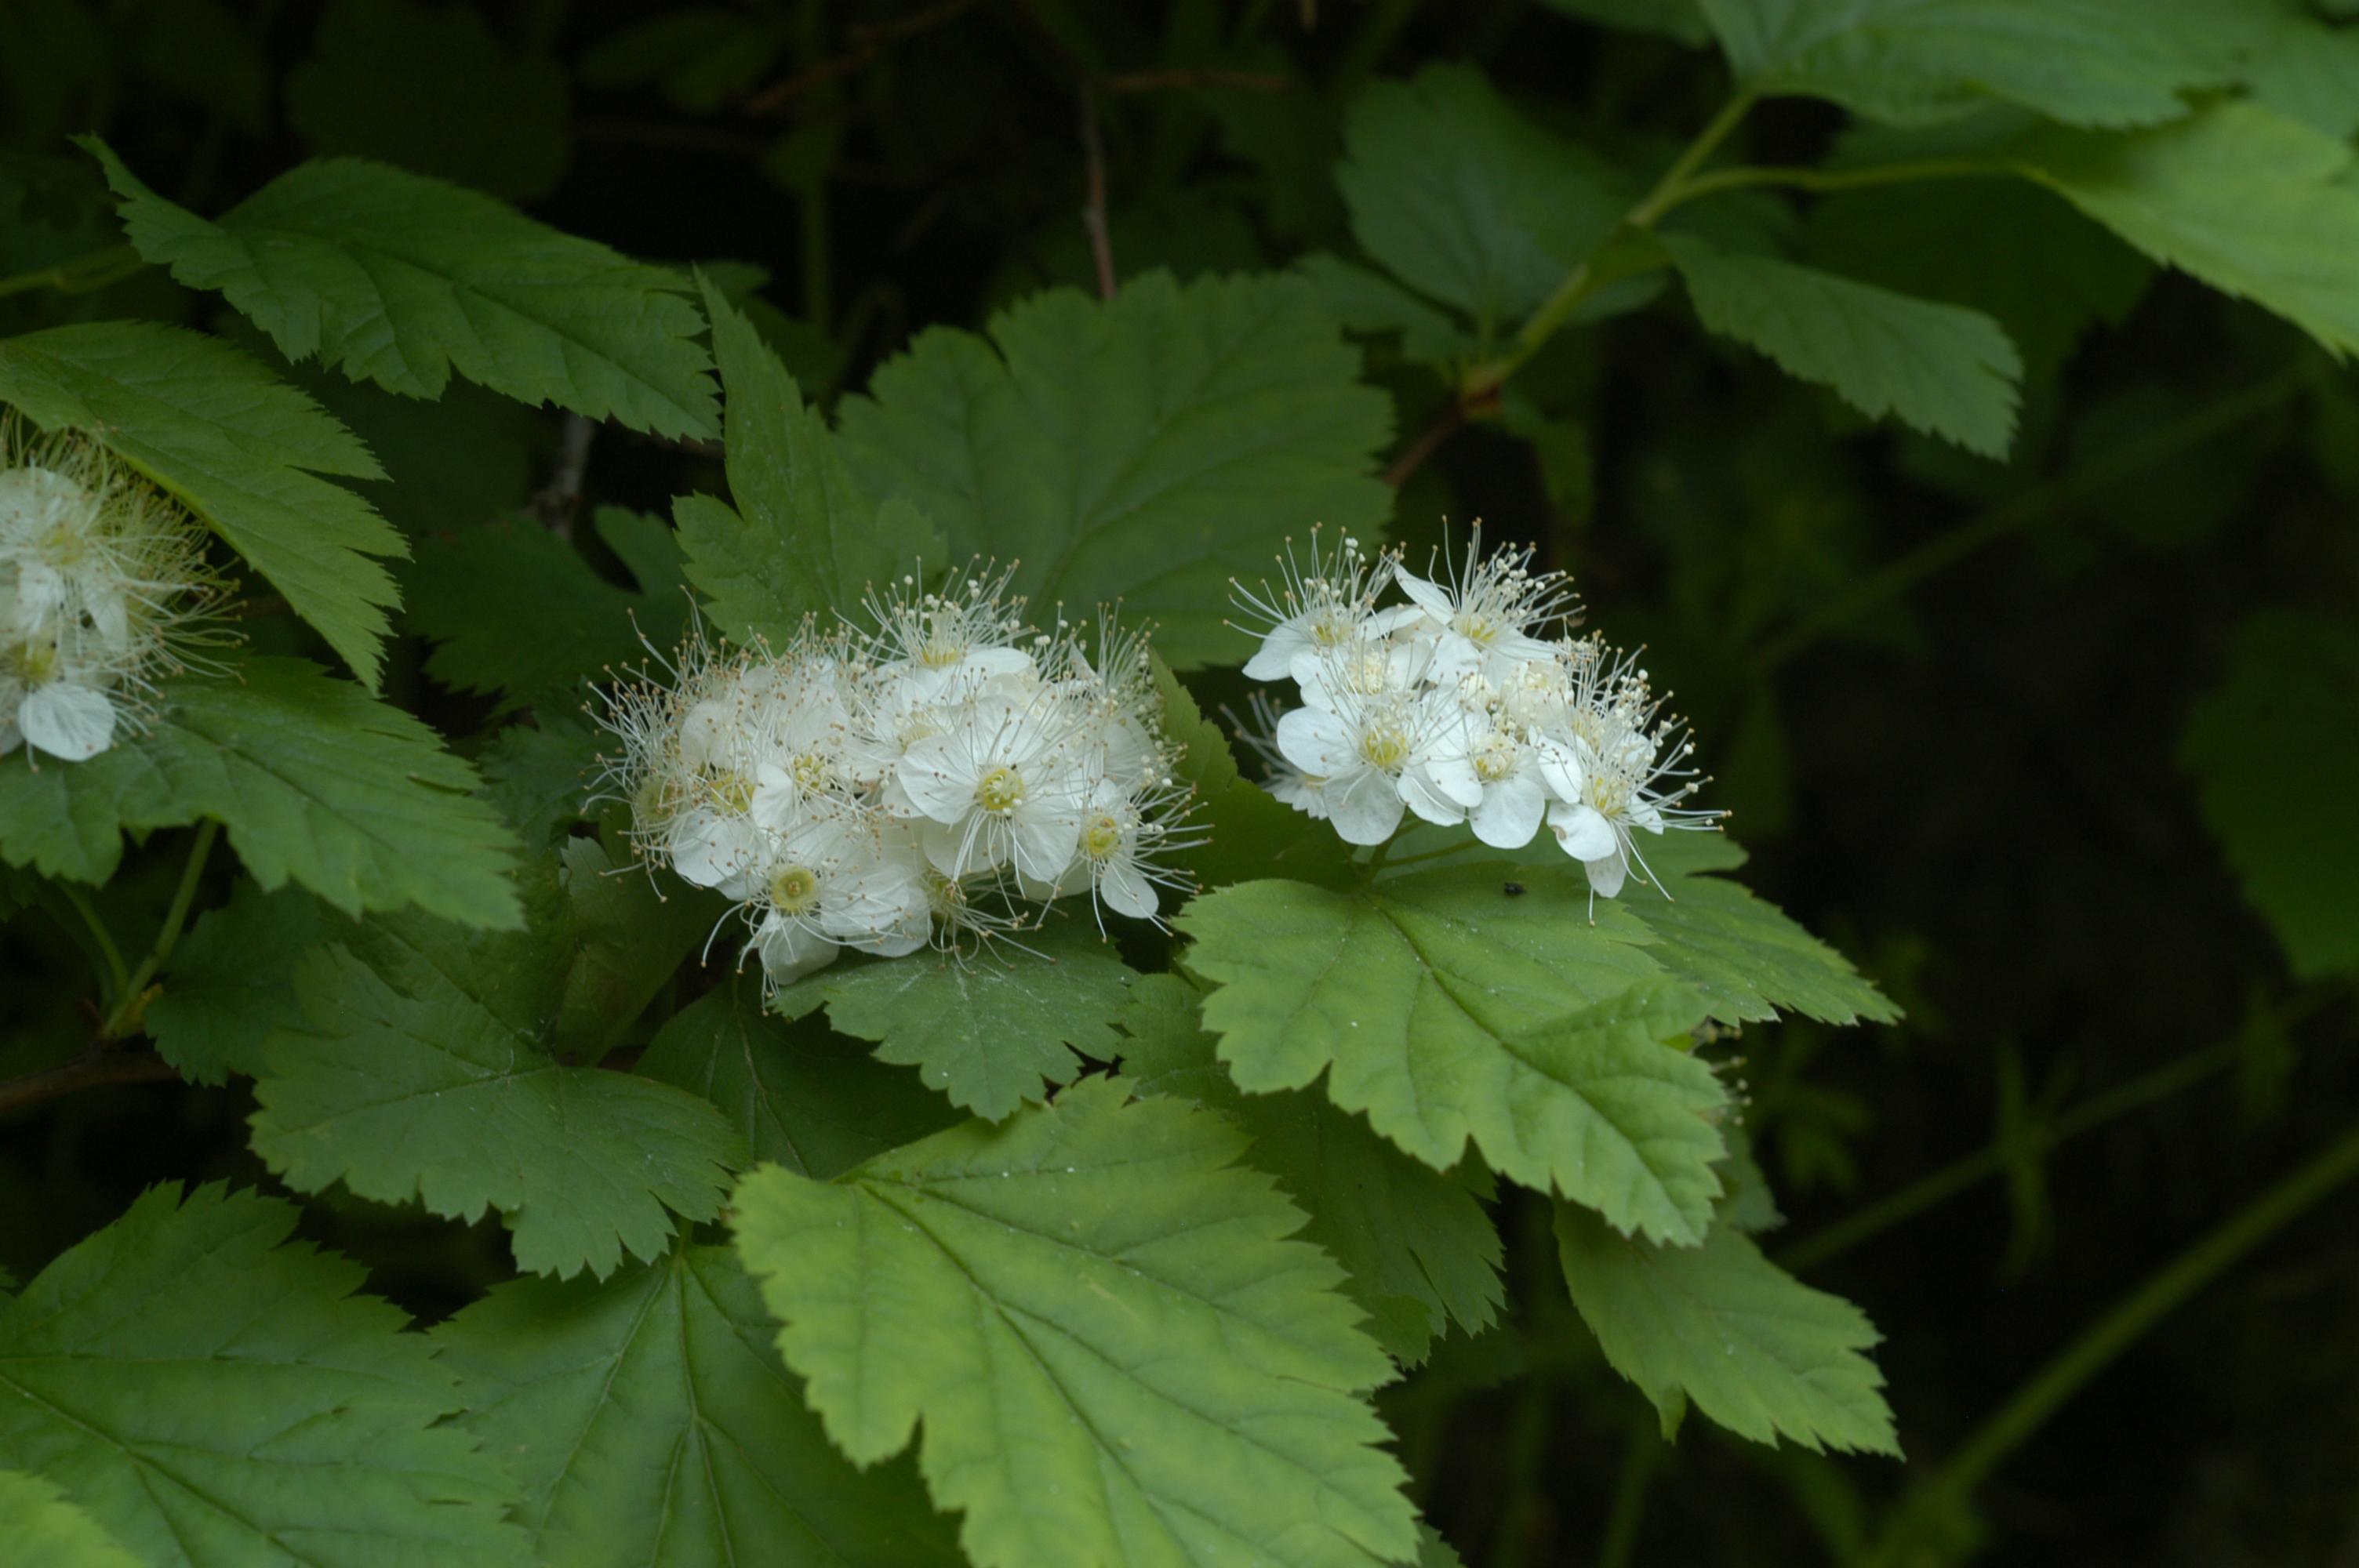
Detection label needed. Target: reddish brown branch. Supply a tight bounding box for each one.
[744,0,984,114]
[1078,85,1117,301]
[1383,402,1469,487]
[0,1050,180,1116]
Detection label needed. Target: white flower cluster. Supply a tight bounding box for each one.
[1234,528,1719,898]
[0,422,220,762]
[601,568,1198,990]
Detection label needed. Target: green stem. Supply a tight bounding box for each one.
[100,818,220,1040]
[57,885,130,1001]
[1754,368,2312,673]
[0,243,143,301]
[1669,158,1995,205]
[1780,991,2333,1274]
[1594,1411,1663,1568]
[1467,93,1755,398]
[1870,1116,2359,1564]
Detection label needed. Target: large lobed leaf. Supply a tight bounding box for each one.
[1663,232,2023,457]
[85,140,719,437]
[732,1077,1420,1568]
[677,276,941,648]
[790,922,1142,1121]
[1120,975,1503,1367]
[249,853,741,1278]
[1700,0,2250,129]
[1336,64,1634,336]
[1177,862,1731,1243]
[837,270,1394,670]
[2003,103,2359,360]
[1556,1204,1899,1454]
[435,1244,961,1568]
[0,1183,529,1567]
[0,655,523,928]
[408,506,689,708]
[0,320,404,688]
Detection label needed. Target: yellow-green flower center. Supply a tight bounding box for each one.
[706,768,756,813]
[769,864,821,914]
[790,750,831,790]
[976,764,1027,813]
[1081,813,1125,860]
[1358,724,1409,771]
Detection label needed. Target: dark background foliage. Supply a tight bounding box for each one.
[2,2,2353,1564]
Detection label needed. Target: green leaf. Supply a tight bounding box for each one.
[1618,834,1902,1026]
[1295,254,1482,365]
[409,507,689,707]
[0,656,523,928]
[1802,180,2150,381]
[1700,0,2249,127]
[801,924,1140,1120]
[477,715,600,848]
[1121,975,1503,1366]
[249,863,743,1278]
[1662,232,2023,457]
[731,1077,1419,1568]
[434,1244,961,1568]
[2001,103,2359,358]
[838,270,1394,670]
[0,1183,529,1566]
[0,320,404,688]
[549,835,716,1061]
[147,880,335,1084]
[287,0,571,202]
[0,1471,142,1568]
[1177,865,1731,1243]
[2182,610,2359,980]
[677,277,942,647]
[1336,64,1636,333]
[84,140,719,438]
[1555,1205,1899,1454]
[639,973,958,1178]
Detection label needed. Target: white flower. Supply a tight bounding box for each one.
[745,810,931,985]
[1274,673,1477,844]
[1541,638,1719,899]
[1394,529,1577,684]
[857,564,1035,705]
[1230,690,1330,819]
[0,426,222,764]
[597,562,1198,975]
[897,692,1089,880]
[1230,528,1421,681]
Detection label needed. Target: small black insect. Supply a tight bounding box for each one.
[1503,880,1526,897]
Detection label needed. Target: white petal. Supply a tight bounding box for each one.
[1100,856,1158,919]
[20,682,116,761]
[1536,737,1585,802]
[755,917,841,983]
[1328,767,1405,845]
[921,814,998,877]
[1274,706,1354,776]
[1471,774,1545,848]
[1550,802,1618,862]
[1584,852,1628,900]
[1243,621,1313,681]
[1398,762,1469,826]
[894,734,976,823]
[1010,807,1081,884]
[1368,603,1429,636]
[1426,750,1485,808]
[670,809,762,890]
[1394,568,1452,620]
